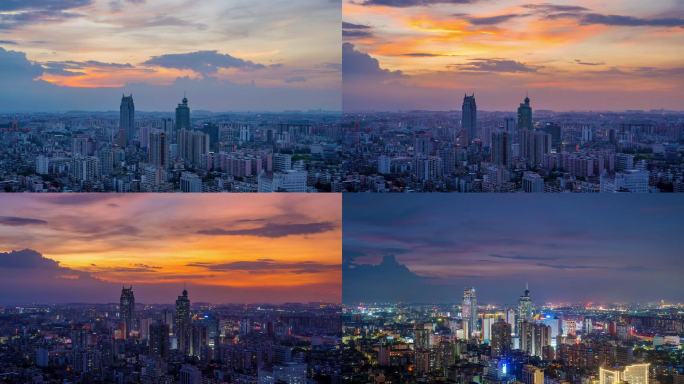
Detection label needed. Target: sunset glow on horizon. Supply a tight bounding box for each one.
[0,0,341,111]
[343,0,684,111]
[0,194,341,304]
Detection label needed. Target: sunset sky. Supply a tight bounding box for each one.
[0,194,341,304]
[0,0,340,111]
[343,195,684,304]
[343,0,684,111]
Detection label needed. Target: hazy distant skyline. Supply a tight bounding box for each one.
[0,194,341,305]
[343,195,684,304]
[0,0,341,112]
[343,0,684,111]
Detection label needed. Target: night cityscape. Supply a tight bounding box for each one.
[342,195,684,383]
[0,290,341,383]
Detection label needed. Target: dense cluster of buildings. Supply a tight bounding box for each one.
[341,95,684,192]
[0,95,343,192]
[342,288,684,383]
[0,288,341,383]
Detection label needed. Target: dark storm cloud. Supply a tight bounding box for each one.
[188,259,339,274]
[0,216,48,226]
[143,50,265,76]
[343,43,403,79]
[0,47,43,77]
[359,0,480,7]
[0,40,17,45]
[343,195,684,304]
[454,59,539,73]
[343,255,442,303]
[197,221,337,238]
[0,249,60,269]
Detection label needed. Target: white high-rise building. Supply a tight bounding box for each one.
[258,170,307,192]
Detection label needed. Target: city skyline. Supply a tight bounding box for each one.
[343,0,684,111]
[0,0,341,112]
[0,194,341,304]
[343,195,684,304]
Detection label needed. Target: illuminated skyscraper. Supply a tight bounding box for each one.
[175,289,191,355]
[517,95,532,131]
[119,286,135,338]
[600,364,649,384]
[517,284,533,337]
[462,287,478,338]
[462,94,477,143]
[522,364,544,384]
[175,96,191,132]
[491,319,512,357]
[119,94,135,145]
[413,323,431,376]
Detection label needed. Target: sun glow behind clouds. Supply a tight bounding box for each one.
[0,194,342,303]
[343,0,684,110]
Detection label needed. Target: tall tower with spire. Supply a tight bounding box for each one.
[516,284,533,337]
[462,287,478,338]
[175,95,191,132]
[517,95,533,131]
[175,288,191,355]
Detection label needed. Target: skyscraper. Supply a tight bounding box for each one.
[119,286,135,338]
[462,287,478,338]
[120,94,135,145]
[148,130,168,168]
[149,322,170,359]
[178,129,209,167]
[491,319,512,357]
[175,96,191,132]
[491,130,511,167]
[517,284,533,337]
[517,95,532,131]
[175,288,191,355]
[462,93,477,143]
